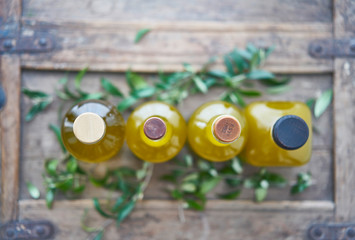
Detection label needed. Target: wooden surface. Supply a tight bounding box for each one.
[1,0,354,238]
[20,72,333,202]
[0,55,21,222]
[19,199,334,240]
[333,0,355,221]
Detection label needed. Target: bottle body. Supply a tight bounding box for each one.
[61,100,125,163]
[126,101,187,163]
[187,100,247,162]
[240,101,312,167]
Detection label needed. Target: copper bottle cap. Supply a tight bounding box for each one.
[143,117,167,140]
[213,115,241,143]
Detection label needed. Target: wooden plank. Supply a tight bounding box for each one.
[0,55,21,222]
[20,71,333,202]
[19,199,334,240]
[0,0,21,23]
[22,0,332,23]
[19,20,333,73]
[333,0,355,221]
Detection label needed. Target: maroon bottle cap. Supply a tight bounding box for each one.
[143,117,167,140]
[213,116,241,143]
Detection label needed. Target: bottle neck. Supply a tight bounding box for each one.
[206,115,241,146]
[140,116,172,147]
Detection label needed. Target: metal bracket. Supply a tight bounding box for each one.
[309,39,355,58]
[0,219,55,240]
[0,32,54,54]
[308,223,355,240]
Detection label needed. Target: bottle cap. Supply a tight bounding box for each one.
[213,115,241,143]
[143,117,166,140]
[272,115,309,150]
[73,112,106,144]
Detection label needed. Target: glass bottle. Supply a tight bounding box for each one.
[61,99,125,163]
[126,101,187,163]
[240,101,312,166]
[187,100,247,162]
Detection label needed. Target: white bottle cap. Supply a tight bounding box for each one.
[73,112,106,144]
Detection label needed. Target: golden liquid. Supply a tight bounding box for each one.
[240,101,312,166]
[126,101,187,163]
[61,100,125,163]
[187,101,247,162]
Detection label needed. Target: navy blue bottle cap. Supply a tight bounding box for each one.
[272,115,309,150]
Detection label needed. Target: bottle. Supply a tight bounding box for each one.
[187,100,247,162]
[126,101,187,163]
[240,101,312,166]
[61,100,125,163]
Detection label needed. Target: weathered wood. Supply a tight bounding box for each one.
[19,20,333,73]
[20,71,333,202]
[0,55,21,222]
[22,0,332,23]
[333,0,355,221]
[19,199,334,240]
[0,0,21,23]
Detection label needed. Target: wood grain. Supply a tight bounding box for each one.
[22,0,332,23]
[19,199,334,240]
[19,20,333,73]
[0,55,21,222]
[20,71,333,202]
[333,0,355,221]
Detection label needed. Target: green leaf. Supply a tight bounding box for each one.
[93,198,116,218]
[237,89,262,97]
[314,89,333,118]
[126,71,148,90]
[230,50,246,72]
[22,88,49,99]
[66,157,78,173]
[230,92,246,108]
[225,178,242,187]
[260,77,291,86]
[198,160,211,171]
[181,182,197,193]
[117,200,135,225]
[255,187,267,202]
[224,55,235,76]
[183,173,199,182]
[45,159,59,176]
[266,85,291,94]
[26,181,40,199]
[185,199,204,211]
[55,89,70,100]
[247,70,275,80]
[193,76,208,94]
[132,87,156,98]
[231,157,243,174]
[184,155,193,167]
[46,189,55,209]
[81,92,105,100]
[117,96,137,112]
[57,178,73,191]
[171,189,183,200]
[25,100,52,121]
[243,178,258,188]
[236,49,252,60]
[199,177,220,194]
[49,124,66,153]
[208,70,229,79]
[74,67,88,92]
[265,173,286,187]
[134,29,151,43]
[93,231,104,240]
[305,98,316,110]
[218,190,241,200]
[136,169,146,180]
[100,78,123,97]
[183,63,194,73]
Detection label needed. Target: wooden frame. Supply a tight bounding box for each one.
[1,0,354,237]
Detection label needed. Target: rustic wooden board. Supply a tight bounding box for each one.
[19,20,333,73]
[22,0,332,23]
[19,199,334,240]
[20,71,333,202]
[333,0,355,221]
[0,55,21,222]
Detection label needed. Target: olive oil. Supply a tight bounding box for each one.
[240,101,312,166]
[61,100,125,163]
[187,101,247,162]
[126,101,187,163]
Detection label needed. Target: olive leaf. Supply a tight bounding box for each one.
[135,29,151,43]
[314,89,333,118]
[26,181,40,199]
